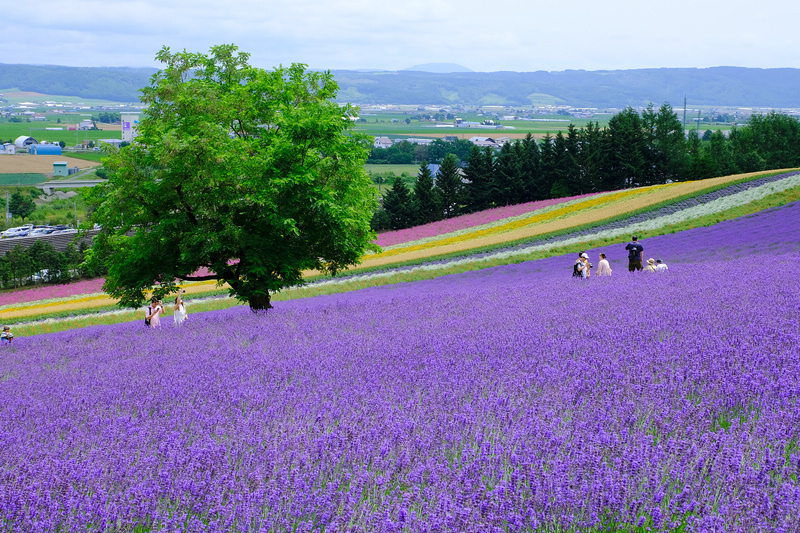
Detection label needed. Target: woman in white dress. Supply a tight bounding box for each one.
[173,293,188,327]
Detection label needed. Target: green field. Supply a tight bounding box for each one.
[0,88,133,107]
[0,173,48,186]
[0,118,119,147]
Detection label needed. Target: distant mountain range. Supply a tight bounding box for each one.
[2,63,800,109]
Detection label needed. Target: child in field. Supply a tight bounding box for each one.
[1,326,13,343]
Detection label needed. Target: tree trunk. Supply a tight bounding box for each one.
[248,292,273,312]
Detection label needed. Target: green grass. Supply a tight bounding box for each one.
[0,117,120,148]
[365,164,420,175]
[0,88,130,107]
[63,151,105,163]
[0,173,48,186]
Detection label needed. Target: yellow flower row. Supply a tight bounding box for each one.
[353,170,780,271]
[2,279,221,320]
[366,185,663,261]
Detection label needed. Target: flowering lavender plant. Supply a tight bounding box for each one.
[0,198,798,532]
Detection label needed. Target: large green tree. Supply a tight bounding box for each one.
[8,191,36,222]
[85,45,379,311]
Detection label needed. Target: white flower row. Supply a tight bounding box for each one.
[376,189,622,252]
[318,174,800,286]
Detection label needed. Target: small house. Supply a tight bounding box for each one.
[53,161,69,176]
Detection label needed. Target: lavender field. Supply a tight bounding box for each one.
[1,203,800,532]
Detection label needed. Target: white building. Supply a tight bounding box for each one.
[121,113,140,143]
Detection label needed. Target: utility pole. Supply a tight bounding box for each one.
[682,96,687,133]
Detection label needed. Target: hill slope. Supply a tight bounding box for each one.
[3,64,800,107]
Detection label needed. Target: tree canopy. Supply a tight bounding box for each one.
[86,44,379,311]
[9,191,36,222]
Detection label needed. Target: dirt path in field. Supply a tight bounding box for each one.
[0,155,100,174]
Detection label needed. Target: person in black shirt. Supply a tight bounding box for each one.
[625,235,644,272]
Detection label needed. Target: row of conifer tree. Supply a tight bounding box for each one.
[372,105,800,230]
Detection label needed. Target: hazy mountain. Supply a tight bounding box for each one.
[3,63,800,109]
[402,63,474,73]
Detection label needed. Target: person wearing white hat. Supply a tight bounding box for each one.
[643,257,657,273]
[578,252,591,278]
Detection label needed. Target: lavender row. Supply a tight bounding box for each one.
[1,207,799,531]
[332,172,799,281]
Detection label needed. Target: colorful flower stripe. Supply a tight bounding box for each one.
[0,278,106,307]
[323,176,800,286]
[367,186,656,260]
[375,193,599,247]
[356,170,781,269]
[378,190,621,252]
[0,279,222,320]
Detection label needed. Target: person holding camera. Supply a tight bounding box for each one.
[174,291,189,327]
[576,252,592,278]
[145,297,164,328]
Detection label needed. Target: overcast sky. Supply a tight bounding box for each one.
[2,0,797,72]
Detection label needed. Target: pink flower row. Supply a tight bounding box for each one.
[0,278,106,307]
[1,198,597,305]
[374,193,598,248]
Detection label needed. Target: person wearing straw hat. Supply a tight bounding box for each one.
[643,258,657,273]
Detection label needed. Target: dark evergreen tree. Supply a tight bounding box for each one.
[435,153,463,218]
[516,134,541,202]
[561,124,584,195]
[706,130,735,177]
[605,107,647,190]
[652,103,687,183]
[494,142,530,206]
[381,176,416,229]
[463,145,494,212]
[548,132,572,198]
[576,122,608,193]
[413,162,440,225]
[536,134,557,200]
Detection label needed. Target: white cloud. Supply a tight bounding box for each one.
[1,0,798,71]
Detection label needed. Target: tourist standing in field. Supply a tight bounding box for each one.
[573,252,586,278]
[576,253,591,278]
[595,253,612,276]
[174,293,188,327]
[1,326,13,343]
[145,298,163,328]
[643,258,657,273]
[656,259,669,272]
[625,235,644,272]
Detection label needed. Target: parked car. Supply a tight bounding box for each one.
[1,224,33,238]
